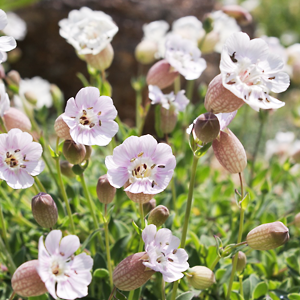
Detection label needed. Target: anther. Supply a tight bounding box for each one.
[151,164,156,169]
[168,258,174,262]
[268,76,275,80]
[20,165,26,168]
[89,123,95,128]
[87,107,93,110]
[138,152,144,157]
[99,120,102,126]
[158,165,165,168]
[98,111,102,116]
[130,158,136,162]
[82,110,87,115]
[143,164,147,169]
[173,249,177,254]
[14,149,20,153]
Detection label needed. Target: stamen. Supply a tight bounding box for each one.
[99,120,102,126]
[137,166,140,172]
[143,164,147,169]
[168,258,174,262]
[268,76,275,80]
[20,165,26,168]
[82,110,87,115]
[158,165,165,168]
[6,152,11,158]
[230,52,237,63]
[64,273,70,277]
[132,170,134,176]
[89,123,95,128]
[138,152,144,157]
[130,158,136,162]
[98,111,102,115]
[60,252,65,256]
[173,249,177,254]
[151,164,156,169]
[87,107,93,110]
[14,149,20,153]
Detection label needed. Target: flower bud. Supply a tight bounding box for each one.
[143,198,156,215]
[234,251,247,273]
[96,174,116,204]
[294,213,300,228]
[12,260,48,297]
[200,31,219,54]
[60,160,75,178]
[50,84,64,110]
[63,140,86,165]
[148,205,169,227]
[212,129,247,173]
[246,221,289,250]
[113,252,155,291]
[84,145,92,161]
[186,266,216,290]
[135,40,157,65]
[205,74,245,114]
[292,61,300,85]
[222,5,252,26]
[54,114,72,140]
[124,181,154,204]
[160,106,177,134]
[0,64,5,79]
[194,112,220,144]
[85,43,114,71]
[31,193,58,228]
[146,59,179,89]
[3,107,31,132]
[6,70,20,86]
[24,91,38,105]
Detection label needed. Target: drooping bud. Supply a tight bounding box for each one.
[50,84,64,112]
[234,251,247,273]
[148,205,169,227]
[6,70,20,86]
[143,198,156,215]
[194,112,220,144]
[146,59,179,89]
[24,91,38,105]
[246,221,289,251]
[60,160,75,178]
[54,114,72,140]
[31,193,58,228]
[3,107,31,132]
[124,181,154,204]
[160,106,177,134]
[135,40,157,65]
[113,252,155,291]
[205,74,245,114]
[96,174,116,204]
[212,129,247,173]
[222,5,252,26]
[85,43,114,71]
[63,140,86,165]
[186,266,216,290]
[12,260,48,297]
[84,145,92,161]
[200,31,219,54]
[294,212,300,228]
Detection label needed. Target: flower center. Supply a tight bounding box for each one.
[131,163,151,179]
[78,108,101,129]
[4,150,26,169]
[51,262,63,276]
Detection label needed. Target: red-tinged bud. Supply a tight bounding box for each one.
[143,198,156,215]
[113,252,155,291]
[3,107,31,132]
[205,74,245,114]
[222,5,252,26]
[60,160,75,178]
[6,70,21,87]
[146,59,179,89]
[292,61,300,85]
[212,129,247,174]
[160,106,177,134]
[54,114,72,140]
[85,43,114,71]
[234,251,247,273]
[194,112,220,144]
[186,266,216,290]
[63,140,86,165]
[124,181,154,204]
[135,40,157,65]
[84,145,92,161]
[148,205,169,227]
[12,260,47,297]
[96,174,116,204]
[31,193,58,228]
[246,221,289,250]
[295,213,300,228]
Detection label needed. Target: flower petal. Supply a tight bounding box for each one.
[45,230,62,256]
[59,235,80,258]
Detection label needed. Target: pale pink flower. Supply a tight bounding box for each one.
[0,82,10,117]
[142,224,189,282]
[0,128,44,189]
[215,110,237,131]
[37,230,93,300]
[62,87,118,146]
[105,135,176,195]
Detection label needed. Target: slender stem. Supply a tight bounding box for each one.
[55,137,75,234]
[0,117,7,133]
[171,177,177,214]
[174,76,181,94]
[8,291,16,300]
[0,234,16,274]
[138,102,151,136]
[0,205,10,251]
[105,204,113,289]
[32,182,39,194]
[171,155,199,300]
[107,286,116,300]
[198,32,208,51]
[186,80,195,100]
[42,149,60,192]
[226,173,245,300]
[34,176,46,193]
[136,88,142,131]
[161,274,166,300]
[239,275,244,298]
[210,256,221,270]
[115,115,126,139]
[138,201,145,252]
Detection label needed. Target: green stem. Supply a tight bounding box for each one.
[226,173,245,300]
[55,138,75,234]
[0,234,16,274]
[171,155,199,300]
[105,204,113,289]
[115,115,127,139]
[186,80,195,100]
[210,256,221,270]
[171,176,177,214]
[32,182,39,194]
[0,117,7,133]
[138,201,145,252]
[161,274,166,300]
[107,286,116,300]
[8,291,16,300]
[34,176,46,193]
[174,76,181,94]
[138,102,151,136]
[136,88,142,131]
[0,205,10,251]
[239,275,244,298]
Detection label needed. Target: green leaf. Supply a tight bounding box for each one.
[175,291,194,300]
[93,268,109,278]
[230,292,243,300]
[28,294,48,300]
[155,105,163,138]
[253,282,268,299]
[48,145,59,158]
[80,228,102,252]
[132,220,142,235]
[214,235,223,257]
[240,192,250,211]
[288,294,300,300]
[194,142,211,158]
[101,80,112,97]
[243,274,259,300]
[77,72,90,87]
[111,235,131,263]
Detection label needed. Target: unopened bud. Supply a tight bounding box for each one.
[60,160,75,178]
[113,252,155,291]
[50,84,64,111]
[205,74,245,114]
[148,205,169,227]
[246,221,289,250]
[143,198,156,215]
[234,251,247,273]
[295,213,300,228]
[186,266,216,290]
[3,107,31,132]
[24,91,37,105]
[212,129,247,173]
[54,114,72,140]
[6,70,21,86]
[135,40,157,65]
[146,59,179,89]
[124,181,154,204]
[31,193,58,228]
[194,112,220,144]
[96,174,116,204]
[85,43,114,71]
[63,140,86,165]
[222,5,252,26]
[12,260,47,297]
[160,106,177,134]
[199,31,219,54]
[0,64,5,79]
[84,145,92,161]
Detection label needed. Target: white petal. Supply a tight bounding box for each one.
[142,224,157,247]
[59,235,80,258]
[45,230,62,256]
[0,36,16,52]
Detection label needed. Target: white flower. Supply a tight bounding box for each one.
[0,9,17,62]
[215,110,237,131]
[14,76,52,110]
[59,7,118,55]
[142,224,189,282]
[165,35,207,80]
[2,12,27,41]
[148,85,189,113]
[0,82,10,117]
[37,230,93,300]
[220,32,290,111]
